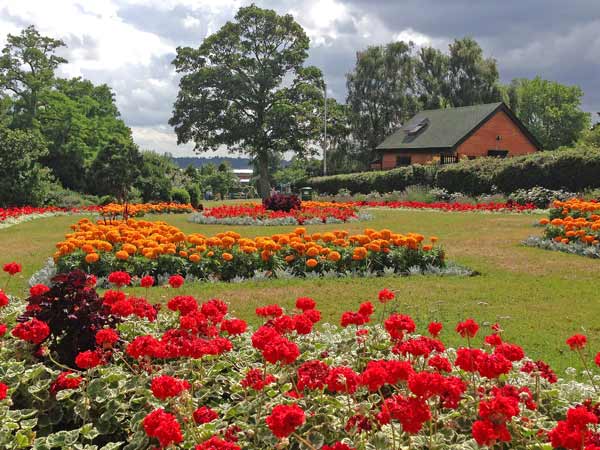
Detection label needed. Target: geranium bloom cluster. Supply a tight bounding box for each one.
[54,220,444,281]
[4,269,600,449]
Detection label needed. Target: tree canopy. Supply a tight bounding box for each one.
[506,77,590,150]
[170,4,324,198]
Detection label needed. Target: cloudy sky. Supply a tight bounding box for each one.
[1,0,599,156]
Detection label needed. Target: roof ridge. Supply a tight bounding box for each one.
[417,102,503,113]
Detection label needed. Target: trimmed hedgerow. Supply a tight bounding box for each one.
[305,165,433,195]
[306,147,600,196]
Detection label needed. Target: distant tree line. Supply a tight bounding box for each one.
[1,8,596,205]
[170,5,595,195]
[0,26,240,207]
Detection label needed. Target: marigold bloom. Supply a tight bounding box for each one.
[306,258,318,268]
[85,252,100,264]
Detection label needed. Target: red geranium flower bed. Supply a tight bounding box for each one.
[200,201,361,224]
[351,200,536,212]
[0,206,100,223]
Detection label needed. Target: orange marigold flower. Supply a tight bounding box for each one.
[222,252,234,262]
[115,250,129,260]
[85,253,100,264]
[306,258,318,268]
[327,251,341,262]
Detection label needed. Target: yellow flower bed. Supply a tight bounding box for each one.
[54,218,444,281]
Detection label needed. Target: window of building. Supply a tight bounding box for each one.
[487,150,509,158]
[396,155,411,166]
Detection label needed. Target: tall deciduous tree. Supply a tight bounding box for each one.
[446,37,502,107]
[38,77,131,190]
[0,25,67,129]
[415,46,450,110]
[0,125,53,206]
[510,77,590,150]
[346,41,420,167]
[89,137,142,202]
[170,5,324,198]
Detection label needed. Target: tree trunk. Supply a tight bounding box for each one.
[256,154,271,199]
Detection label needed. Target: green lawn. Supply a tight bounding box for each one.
[1,208,598,373]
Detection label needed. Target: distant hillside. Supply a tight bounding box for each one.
[172,157,252,169]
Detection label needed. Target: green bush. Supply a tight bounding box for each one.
[171,187,191,204]
[185,184,202,208]
[305,165,434,194]
[437,147,600,195]
[44,187,99,208]
[307,147,600,196]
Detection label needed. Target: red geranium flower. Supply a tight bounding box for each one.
[29,284,50,297]
[256,304,284,318]
[151,375,191,400]
[143,408,183,448]
[323,444,355,450]
[0,382,8,400]
[241,368,277,390]
[566,334,587,350]
[12,318,50,344]
[95,328,119,346]
[193,406,218,424]
[75,350,102,369]
[266,403,305,438]
[107,271,131,287]
[3,262,21,275]
[295,297,316,311]
[456,318,479,338]
[221,319,247,336]
[428,321,442,338]
[168,274,185,288]
[0,290,9,308]
[378,288,395,303]
[195,436,241,450]
[50,371,83,395]
[140,275,155,288]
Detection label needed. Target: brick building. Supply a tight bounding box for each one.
[371,102,540,170]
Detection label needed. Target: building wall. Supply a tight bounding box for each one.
[381,151,437,169]
[455,110,538,157]
[378,109,538,169]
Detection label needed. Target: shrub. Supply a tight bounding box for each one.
[18,270,120,367]
[185,184,202,208]
[306,165,434,194]
[308,147,600,196]
[437,147,600,195]
[262,193,301,212]
[171,187,191,204]
[509,187,575,208]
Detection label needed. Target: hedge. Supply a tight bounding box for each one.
[304,165,434,194]
[305,146,600,195]
[437,146,600,195]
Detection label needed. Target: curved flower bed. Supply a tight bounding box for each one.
[0,267,598,449]
[0,206,100,229]
[525,199,600,258]
[352,200,537,213]
[53,219,444,281]
[190,201,367,225]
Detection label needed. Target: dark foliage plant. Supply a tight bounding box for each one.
[18,270,120,367]
[262,193,301,212]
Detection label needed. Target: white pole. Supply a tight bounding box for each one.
[323,84,327,176]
